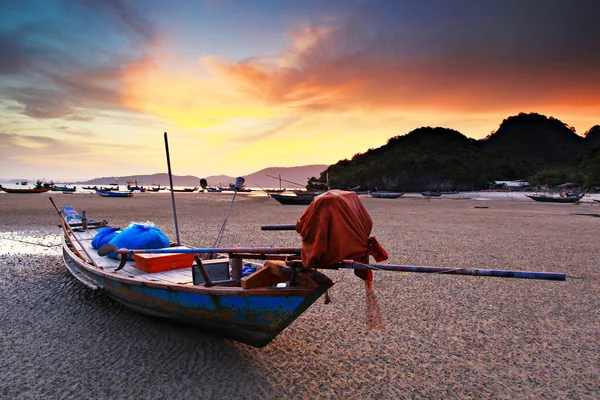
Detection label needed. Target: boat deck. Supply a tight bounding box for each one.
[70,228,240,285]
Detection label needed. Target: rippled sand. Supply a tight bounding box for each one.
[1,192,598,399]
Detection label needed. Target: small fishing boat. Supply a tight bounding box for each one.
[147,184,166,192]
[54,207,332,347]
[526,192,585,203]
[421,191,442,197]
[82,186,98,190]
[0,180,51,193]
[169,187,198,193]
[127,180,146,192]
[271,194,315,205]
[228,183,252,192]
[370,191,403,199]
[292,189,322,197]
[99,186,119,191]
[96,189,133,198]
[51,185,76,192]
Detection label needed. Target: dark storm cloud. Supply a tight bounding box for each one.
[214,0,600,113]
[0,0,157,120]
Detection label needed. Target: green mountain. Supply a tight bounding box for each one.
[322,113,598,191]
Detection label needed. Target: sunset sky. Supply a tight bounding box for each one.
[1,0,599,181]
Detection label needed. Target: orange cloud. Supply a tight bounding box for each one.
[120,52,286,128]
[207,24,600,118]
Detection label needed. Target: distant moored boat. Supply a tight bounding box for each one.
[370,191,403,199]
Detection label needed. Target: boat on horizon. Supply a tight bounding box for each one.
[370,191,403,199]
[526,193,585,203]
[421,191,442,197]
[51,185,76,192]
[169,187,198,193]
[99,186,119,191]
[270,193,315,205]
[0,180,51,193]
[96,189,133,198]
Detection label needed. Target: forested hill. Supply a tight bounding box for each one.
[320,113,600,191]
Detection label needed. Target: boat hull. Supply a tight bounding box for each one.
[370,192,403,199]
[0,185,51,193]
[51,186,76,192]
[271,194,314,205]
[62,239,330,347]
[526,195,582,203]
[421,191,441,197]
[96,190,133,197]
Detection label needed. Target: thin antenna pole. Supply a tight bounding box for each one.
[164,132,181,245]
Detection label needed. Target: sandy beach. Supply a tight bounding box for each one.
[1,191,598,399]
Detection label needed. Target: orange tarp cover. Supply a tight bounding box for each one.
[295,190,388,280]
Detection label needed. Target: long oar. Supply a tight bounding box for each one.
[260,225,566,280]
[334,260,565,281]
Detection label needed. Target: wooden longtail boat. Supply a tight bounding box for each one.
[292,189,322,197]
[0,181,51,193]
[169,187,198,192]
[51,185,76,192]
[96,189,133,198]
[271,194,315,205]
[82,186,98,190]
[56,211,332,347]
[370,191,403,199]
[526,194,584,203]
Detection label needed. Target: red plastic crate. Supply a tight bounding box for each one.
[133,251,195,273]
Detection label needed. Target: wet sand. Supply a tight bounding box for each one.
[1,192,598,399]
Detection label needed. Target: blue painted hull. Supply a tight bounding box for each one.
[96,189,133,197]
[62,243,331,347]
[370,191,403,199]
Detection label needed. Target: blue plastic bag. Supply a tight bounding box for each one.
[91,226,121,249]
[107,222,170,259]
